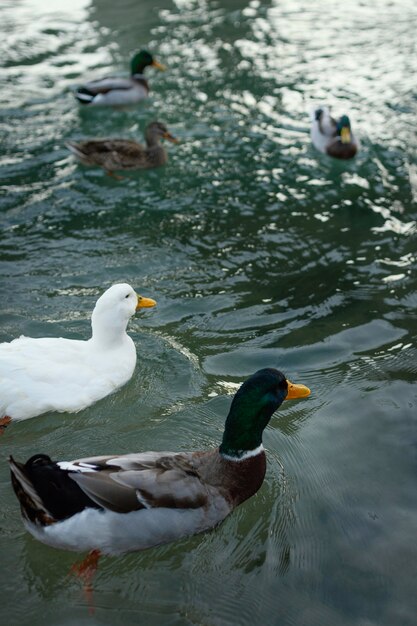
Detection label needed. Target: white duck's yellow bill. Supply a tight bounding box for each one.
[136,295,157,310]
[285,380,311,400]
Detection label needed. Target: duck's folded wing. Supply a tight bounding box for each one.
[81,77,135,94]
[320,114,337,136]
[313,107,337,137]
[67,452,209,513]
[106,140,145,158]
[72,140,143,156]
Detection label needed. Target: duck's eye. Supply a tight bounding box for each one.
[125,294,130,299]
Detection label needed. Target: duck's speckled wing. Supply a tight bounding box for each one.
[65,452,209,513]
[74,139,145,157]
[68,139,147,169]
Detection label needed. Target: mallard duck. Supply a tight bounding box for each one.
[9,368,310,557]
[74,49,165,107]
[0,284,156,428]
[67,121,178,177]
[311,106,359,159]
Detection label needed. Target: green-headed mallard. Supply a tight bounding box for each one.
[311,106,359,159]
[74,49,165,107]
[0,284,156,429]
[9,368,310,556]
[67,121,178,177]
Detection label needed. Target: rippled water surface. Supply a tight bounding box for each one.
[1,0,417,624]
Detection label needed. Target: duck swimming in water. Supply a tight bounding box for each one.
[74,49,165,107]
[67,121,178,177]
[0,284,156,428]
[311,106,359,159]
[9,368,310,557]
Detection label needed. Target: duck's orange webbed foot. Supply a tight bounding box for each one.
[106,170,124,181]
[0,415,11,435]
[70,549,101,614]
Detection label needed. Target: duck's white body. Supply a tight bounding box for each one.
[75,76,149,107]
[0,284,155,421]
[0,335,136,420]
[24,505,227,555]
[310,106,336,153]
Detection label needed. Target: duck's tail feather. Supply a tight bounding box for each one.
[310,105,329,122]
[66,142,87,160]
[10,454,102,525]
[74,87,95,104]
[9,455,56,526]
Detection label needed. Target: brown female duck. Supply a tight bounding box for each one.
[67,121,178,176]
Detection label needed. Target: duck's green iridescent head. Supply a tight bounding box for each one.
[130,50,166,75]
[337,115,352,143]
[220,368,310,459]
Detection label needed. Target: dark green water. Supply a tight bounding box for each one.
[1,0,416,624]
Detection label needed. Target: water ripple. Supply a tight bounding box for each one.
[1,0,417,624]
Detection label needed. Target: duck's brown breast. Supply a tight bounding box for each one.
[326,140,358,159]
[194,449,267,507]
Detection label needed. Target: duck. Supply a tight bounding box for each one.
[0,284,156,428]
[74,49,165,107]
[67,121,178,177]
[311,106,359,159]
[9,368,311,559]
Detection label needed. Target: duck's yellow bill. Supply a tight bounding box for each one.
[340,127,351,144]
[285,380,311,400]
[152,59,166,71]
[136,295,157,310]
[163,131,179,144]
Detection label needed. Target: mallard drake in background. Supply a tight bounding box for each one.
[9,368,310,556]
[74,49,165,107]
[311,106,359,159]
[67,121,178,176]
[0,284,156,428]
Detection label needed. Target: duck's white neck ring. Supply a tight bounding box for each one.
[220,444,264,462]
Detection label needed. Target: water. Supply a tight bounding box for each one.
[1,0,416,624]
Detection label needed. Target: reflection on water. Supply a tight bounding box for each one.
[1,0,417,624]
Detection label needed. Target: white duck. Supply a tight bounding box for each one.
[311,106,359,159]
[0,284,156,427]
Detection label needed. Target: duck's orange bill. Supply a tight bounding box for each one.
[285,380,311,400]
[163,131,179,144]
[136,295,157,310]
[152,59,166,71]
